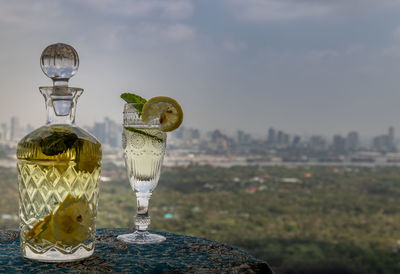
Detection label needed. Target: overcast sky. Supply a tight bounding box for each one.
[2,0,400,138]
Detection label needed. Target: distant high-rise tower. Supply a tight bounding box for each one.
[88,118,121,148]
[388,126,396,152]
[277,131,284,145]
[105,117,120,147]
[373,127,396,152]
[345,131,359,151]
[0,123,8,142]
[267,127,276,146]
[282,133,290,146]
[237,130,245,144]
[389,127,394,139]
[10,116,20,141]
[174,127,184,139]
[192,129,200,139]
[388,126,395,144]
[309,136,327,151]
[292,135,301,147]
[93,122,106,144]
[332,135,346,154]
[237,130,251,145]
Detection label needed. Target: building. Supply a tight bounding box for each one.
[373,127,396,153]
[345,131,359,151]
[10,116,20,142]
[88,117,122,148]
[332,135,346,154]
[309,136,327,151]
[237,130,251,145]
[0,123,8,142]
[92,122,106,144]
[267,127,276,147]
[104,117,120,147]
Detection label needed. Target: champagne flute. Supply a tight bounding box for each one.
[117,103,167,244]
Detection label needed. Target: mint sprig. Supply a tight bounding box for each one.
[121,93,147,115]
[40,129,78,156]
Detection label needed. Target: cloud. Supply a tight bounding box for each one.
[81,0,194,20]
[224,0,400,22]
[224,0,331,22]
[166,24,196,41]
[304,45,363,63]
[0,0,197,53]
[222,40,247,53]
[0,0,194,25]
[382,26,400,58]
[0,1,62,28]
[306,49,341,61]
[132,22,196,44]
[392,26,400,41]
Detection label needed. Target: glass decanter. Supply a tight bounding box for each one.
[16,43,102,262]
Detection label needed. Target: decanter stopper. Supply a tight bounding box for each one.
[40,43,79,87]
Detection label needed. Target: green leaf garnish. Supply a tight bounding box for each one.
[40,130,78,156]
[121,93,147,115]
[120,93,147,104]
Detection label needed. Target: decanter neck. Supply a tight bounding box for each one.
[40,86,83,125]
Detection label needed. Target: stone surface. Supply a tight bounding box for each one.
[0,228,272,273]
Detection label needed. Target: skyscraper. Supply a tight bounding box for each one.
[292,135,301,147]
[237,130,251,145]
[388,126,395,151]
[0,123,8,142]
[309,136,327,151]
[10,116,20,141]
[92,122,106,144]
[372,127,396,152]
[104,117,120,147]
[267,127,276,146]
[345,131,359,151]
[332,135,346,154]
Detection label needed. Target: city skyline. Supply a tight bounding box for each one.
[1,114,400,168]
[2,2,400,136]
[1,115,398,147]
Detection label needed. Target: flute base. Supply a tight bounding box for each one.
[117,231,166,244]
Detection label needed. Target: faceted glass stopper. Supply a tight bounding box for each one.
[40,43,79,86]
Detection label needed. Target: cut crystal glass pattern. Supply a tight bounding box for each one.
[18,162,100,257]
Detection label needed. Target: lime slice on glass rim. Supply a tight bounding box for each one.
[142,96,183,132]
